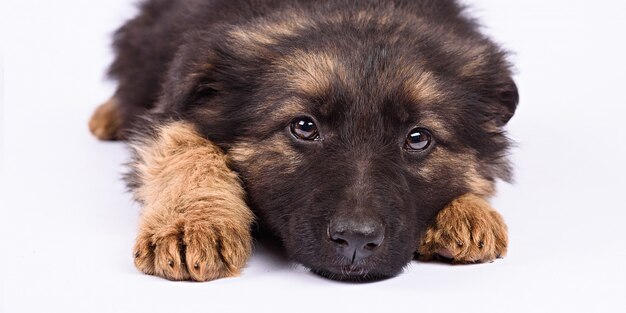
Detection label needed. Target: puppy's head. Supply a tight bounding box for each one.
[160,7,518,281]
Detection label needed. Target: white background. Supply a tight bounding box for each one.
[1,0,626,312]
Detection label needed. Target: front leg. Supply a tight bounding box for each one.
[418,194,508,263]
[128,121,254,281]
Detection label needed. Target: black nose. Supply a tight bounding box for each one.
[328,217,385,264]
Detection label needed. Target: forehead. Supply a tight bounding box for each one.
[222,7,491,132]
[267,47,457,137]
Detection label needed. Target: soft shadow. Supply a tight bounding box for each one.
[413,252,497,266]
[250,228,291,265]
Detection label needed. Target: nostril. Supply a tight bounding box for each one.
[331,237,349,247]
[363,242,379,251]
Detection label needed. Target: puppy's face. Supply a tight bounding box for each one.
[170,13,518,280]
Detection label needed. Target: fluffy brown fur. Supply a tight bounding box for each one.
[418,194,508,263]
[129,121,254,281]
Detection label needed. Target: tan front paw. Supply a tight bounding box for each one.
[133,214,252,281]
[418,194,508,263]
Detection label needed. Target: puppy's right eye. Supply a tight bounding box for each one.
[290,117,320,141]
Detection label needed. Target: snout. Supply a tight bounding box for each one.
[328,217,385,264]
[305,213,412,281]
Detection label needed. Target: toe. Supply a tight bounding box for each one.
[153,234,189,281]
[184,229,225,281]
[134,231,156,275]
[217,227,252,274]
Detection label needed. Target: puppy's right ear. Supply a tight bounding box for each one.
[153,38,220,114]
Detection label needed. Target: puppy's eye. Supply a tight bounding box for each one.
[290,117,320,141]
[404,128,432,151]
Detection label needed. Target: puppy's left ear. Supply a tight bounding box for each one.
[468,48,519,127]
[492,77,519,126]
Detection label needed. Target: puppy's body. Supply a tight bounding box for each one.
[91,0,517,281]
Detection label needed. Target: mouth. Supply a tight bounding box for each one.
[310,264,393,282]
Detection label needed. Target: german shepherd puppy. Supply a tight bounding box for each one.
[89,0,517,281]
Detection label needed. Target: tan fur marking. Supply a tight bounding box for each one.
[466,166,495,198]
[418,194,508,263]
[228,142,256,164]
[280,50,345,97]
[416,149,493,197]
[228,14,314,47]
[264,97,306,121]
[421,112,446,131]
[458,44,490,78]
[88,98,122,140]
[419,111,453,141]
[414,148,447,179]
[229,28,282,46]
[229,134,302,174]
[327,6,397,26]
[404,71,444,105]
[415,148,467,180]
[132,122,254,281]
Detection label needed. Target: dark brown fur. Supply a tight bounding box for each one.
[90,0,518,281]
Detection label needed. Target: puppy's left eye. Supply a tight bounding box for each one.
[404,128,432,151]
[290,117,320,141]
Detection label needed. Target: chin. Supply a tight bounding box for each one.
[311,267,397,282]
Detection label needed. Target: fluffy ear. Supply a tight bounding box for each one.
[493,77,519,126]
[464,47,519,127]
[152,38,219,114]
